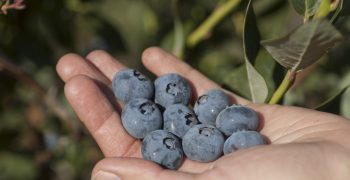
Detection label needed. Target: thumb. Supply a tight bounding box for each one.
[91,157,196,180]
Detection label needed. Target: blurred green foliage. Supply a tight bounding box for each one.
[0,0,349,179]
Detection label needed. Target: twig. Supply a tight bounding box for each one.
[268,70,296,104]
[187,0,242,47]
[0,0,25,14]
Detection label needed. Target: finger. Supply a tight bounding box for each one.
[64,74,140,157]
[141,47,249,104]
[86,50,126,81]
[92,157,197,180]
[57,52,121,110]
[56,53,110,84]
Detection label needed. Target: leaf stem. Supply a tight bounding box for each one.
[187,0,241,47]
[268,70,296,104]
[171,0,185,59]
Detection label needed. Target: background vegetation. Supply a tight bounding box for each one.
[0,0,349,179]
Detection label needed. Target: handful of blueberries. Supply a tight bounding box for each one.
[112,69,267,170]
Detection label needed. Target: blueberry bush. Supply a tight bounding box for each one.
[0,0,349,179]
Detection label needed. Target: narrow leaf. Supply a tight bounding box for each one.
[261,19,343,72]
[243,0,268,103]
[289,0,321,18]
[171,0,185,59]
[314,85,350,111]
[244,1,260,63]
[339,0,350,16]
[245,61,269,103]
[289,0,305,15]
[254,50,278,100]
[330,0,343,23]
[223,65,251,99]
[314,0,332,18]
[340,72,350,119]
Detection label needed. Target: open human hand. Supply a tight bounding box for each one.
[57,47,350,180]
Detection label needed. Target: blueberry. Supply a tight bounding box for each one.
[163,104,199,138]
[121,98,162,139]
[182,124,224,162]
[223,130,266,155]
[142,130,184,170]
[154,73,191,108]
[194,89,230,126]
[216,105,259,136]
[112,69,154,103]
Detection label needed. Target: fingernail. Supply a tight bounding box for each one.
[92,171,121,180]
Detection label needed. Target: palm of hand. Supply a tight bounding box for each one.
[57,47,350,180]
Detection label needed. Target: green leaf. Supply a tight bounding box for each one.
[339,0,350,16]
[314,85,350,112]
[171,0,185,59]
[244,1,260,63]
[261,19,343,72]
[223,65,251,99]
[314,0,332,18]
[330,0,343,23]
[289,0,321,18]
[340,71,350,119]
[243,0,268,103]
[245,61,269,103]
[341,88,350,119]
[160,21,193,58]
[254,50,278,100]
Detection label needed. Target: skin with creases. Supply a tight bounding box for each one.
[154,73,192,108]
[112,68,154,103]
[121,98,162,139]
[216,105,259,136]
[223,130,266,155]
[182,124,225,163]
[142,130,184,170]
[57,47,350,180]
[194,89,231,126]
[163,104,199,138]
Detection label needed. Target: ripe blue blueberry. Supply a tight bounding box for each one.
[112,69,154,103]
[194,89,230,126]
[142,130,184,170]
[121,98,162,139]
[163,104,199,138]
[223,130,266,155]
[154,73,191,108]
[182,124,225,162]
[216,105,259,136]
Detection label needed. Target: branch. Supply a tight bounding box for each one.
[268,70,296,104]
[0,55,78,136]
[0,0,25,14]
[187,0,241,47]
